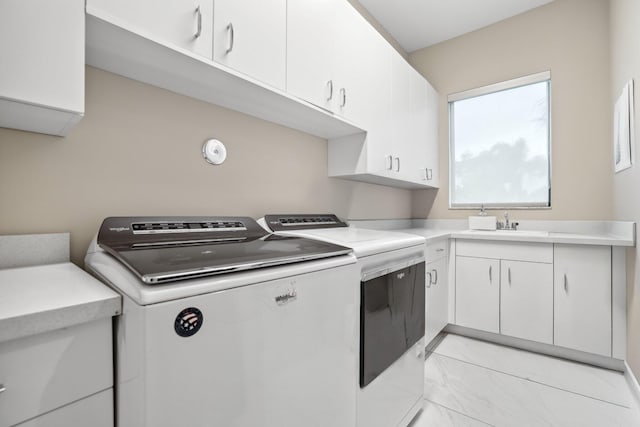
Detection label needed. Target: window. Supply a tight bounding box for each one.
[449,71,551,208]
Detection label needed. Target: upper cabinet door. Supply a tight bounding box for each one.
[212,0,286,90]
[0,0,84,136]
[286,0,337,111]
[421,79,439,187]
[87,0,213,59]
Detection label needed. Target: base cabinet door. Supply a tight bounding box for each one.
[500,260,553,344]
[554,244,612,357]
[455,256,499,334]
[426,257,448,344]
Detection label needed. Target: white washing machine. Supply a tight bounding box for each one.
[85,216,360,427]
[259,214,427,427]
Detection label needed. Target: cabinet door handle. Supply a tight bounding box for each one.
[426,271,432,287]
[326,80,334,101]
[508,267,511,285]
[395,157,400,172]
[0,384,5,394]
[428,168,433,180]
[489,265,492,282]
[386,155,393,170]
[340,88,347,107]
[226,23,235,53]
[432,269,438,285]
[436,248,444,252]
[564,274,568,292]
[194,6,202,39]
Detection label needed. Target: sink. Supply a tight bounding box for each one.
[466,230,549,237]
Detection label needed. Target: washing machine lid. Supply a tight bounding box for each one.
[262,215,425,258]
[97,216,352,284]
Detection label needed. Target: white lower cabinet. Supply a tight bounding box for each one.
[454,239,620,359]
[426,255,449,344]
[455,256,500,334]
[500,260,553,344]
[554,244,612,357]
[0,319,113,427]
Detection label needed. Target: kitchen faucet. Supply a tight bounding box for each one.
[497,211,518,230]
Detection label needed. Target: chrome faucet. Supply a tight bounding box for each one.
[497,211,518,230]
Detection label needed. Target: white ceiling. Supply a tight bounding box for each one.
[358,0,555,53]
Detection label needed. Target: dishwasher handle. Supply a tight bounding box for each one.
[361,256,425,282]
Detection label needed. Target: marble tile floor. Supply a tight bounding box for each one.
[410,334,640,427]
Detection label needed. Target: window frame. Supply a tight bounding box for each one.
[448,71,552,210]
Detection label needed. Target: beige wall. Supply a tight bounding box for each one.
[0,67,412,265]
[610,0,640,381]
[409,0,612,220]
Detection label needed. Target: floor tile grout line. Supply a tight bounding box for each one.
[429,352,632,410]
[423,398,496,426]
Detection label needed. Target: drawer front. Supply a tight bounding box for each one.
[15,389,113,427]
[426,239,448,262]
[456,239,552,263]
[0,319,113,427]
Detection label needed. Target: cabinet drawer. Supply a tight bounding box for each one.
[15,389,113,427]
[456,239,552,263]
[0,319,113,427]
[427,239,448,262]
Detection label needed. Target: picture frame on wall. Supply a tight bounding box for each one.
[614,80,635,173]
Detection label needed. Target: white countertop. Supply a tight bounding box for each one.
[352,219,635,247]
[0,262,121,343]
[448,229,635,246]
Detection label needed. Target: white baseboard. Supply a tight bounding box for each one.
[624,362,640,411]
[445,325,626,371]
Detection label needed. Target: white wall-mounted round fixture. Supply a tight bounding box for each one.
[202,139,227,165]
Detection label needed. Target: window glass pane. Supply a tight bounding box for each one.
[450,80,550,207]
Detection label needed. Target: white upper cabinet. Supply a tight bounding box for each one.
[212,0,286,90]
[286,0,337,112]
[328,44,439,189]
[422,80,439,187]
[0,0,84,136]
[287,0,388,126]
[87,0,213,59]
